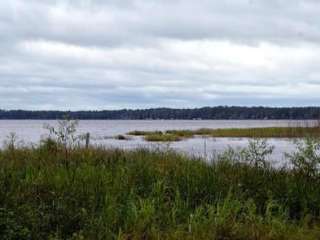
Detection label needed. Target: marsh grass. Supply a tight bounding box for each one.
[1,137,320,239]
[128,127,320,142]
[128,130,183,142]
[127,130,163,136]
[198,127,320,138]
[144,133,182,142]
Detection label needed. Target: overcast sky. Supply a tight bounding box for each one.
[1,0,320,110]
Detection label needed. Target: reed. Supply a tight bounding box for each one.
[128,127,320,142]
[144,133,182,142]
[199,127,320,138]
[127,130,163,136]
[1,137,320,239]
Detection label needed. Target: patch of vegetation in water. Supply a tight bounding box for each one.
[144,133,182,142]
[128,130,183,142]
[198,127,320,138]
[128,127,320,142]
[127,130,163,136]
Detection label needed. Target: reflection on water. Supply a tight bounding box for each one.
[0,120,310,164]
[95,136,295,166]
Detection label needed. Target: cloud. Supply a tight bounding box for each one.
[0,0,320,109]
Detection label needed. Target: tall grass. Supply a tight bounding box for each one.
[127,130,163,136]
[128,126,320,142]
[1,136,320,239]
[193,127,320,138]
[145,133,182,142]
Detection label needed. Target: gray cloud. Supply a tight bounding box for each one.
[1,0,320,109]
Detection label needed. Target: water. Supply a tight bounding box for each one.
[0,120,313,164]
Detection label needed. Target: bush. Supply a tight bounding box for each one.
[242,139,275,168]
[44,117,81,149]
[286,137,320,178]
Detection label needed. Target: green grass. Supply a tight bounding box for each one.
[194,127,320,138]
[128,127,320,142]
[1,139,320,239]
[128,130,183,142]
[127,130,163,136]
[144,133,182,142]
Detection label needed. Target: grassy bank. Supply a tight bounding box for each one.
[128,127,320,142]
[1,137,320,239]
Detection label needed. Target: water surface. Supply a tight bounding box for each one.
[0,120,313,164]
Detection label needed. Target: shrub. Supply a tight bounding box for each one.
[286,137,320,178]
[242,138,275,168]
[43,117,81,149]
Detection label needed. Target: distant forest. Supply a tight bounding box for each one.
[1,107,320,120]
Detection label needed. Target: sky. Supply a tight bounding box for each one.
[1,0,320,110]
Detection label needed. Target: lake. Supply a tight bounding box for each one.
[0,120,314,165]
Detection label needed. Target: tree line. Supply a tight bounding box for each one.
[0,106,320,120]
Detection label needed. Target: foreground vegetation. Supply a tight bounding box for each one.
[2,136,320,239]
[128,127,320,142]
[2,120,320,239]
